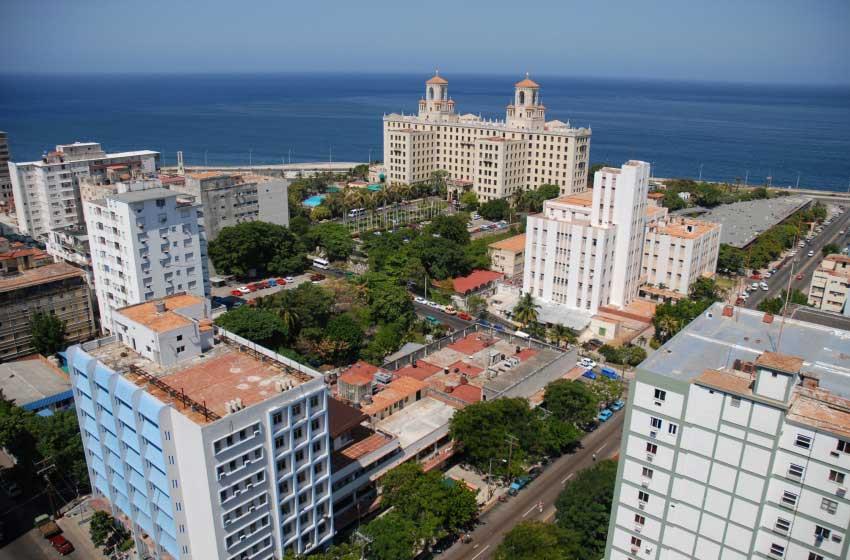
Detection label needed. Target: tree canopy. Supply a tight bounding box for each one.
[495,521,569,560]
[479,198,510,221]
[555,459,618,560]
[208,221,308,277]
[544,380,598,425]
[307,222,355,262]
[30,312,66,356]
[214,306,289,348]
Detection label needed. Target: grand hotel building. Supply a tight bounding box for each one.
[382,73,592,202]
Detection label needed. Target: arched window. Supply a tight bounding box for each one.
[428,87,434,100]
[519,91,525,105]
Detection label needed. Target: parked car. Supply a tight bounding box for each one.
[582,421,600,432]
[214,295,246,310]
[750,282,759,290]
[35,515,61,539]
[425,315,441,326]
[528,466,543,479]
[414,296,426,304]
[444,306,457,315]
[238,286,250,294]
[796,273,804,280]
[578,357,597,369]
[477,319,492,328]
[598,409,614,422]
[285,276,295,283]
[493,323,506,332]
[740,292,750,300]
[808,250,815,257]
[310,273,325,282]
[610,400,625,412]
[582,369,597,380]
[760,282,769,291]
[49,534,74,555]
[457,312,472,321]
[508,476,532,496]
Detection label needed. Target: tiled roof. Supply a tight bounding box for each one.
[452,270,503,294]
[488,234,526,253]
[756,351,804,373]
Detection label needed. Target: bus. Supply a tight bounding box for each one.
[311,257,329,270]
[347,208,367,218]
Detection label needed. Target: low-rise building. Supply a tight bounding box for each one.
[641,215,721,295]
[0,262,96,361]
[0,355,73,415]
[176,172,289,240]
[0,238,52,274]
[808,254,850,314]
[488,234,526,278]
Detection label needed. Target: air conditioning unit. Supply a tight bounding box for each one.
[630,545,640,553]
[654,400,663,406]
[649,431,657,439]
[837,487,847,497]
[634,524,642,533]
[638,501,646,510]
[646,454,654,462]
[641,479,650,488]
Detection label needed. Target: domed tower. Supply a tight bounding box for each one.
[506,73,546,130]
[418,70,456,121]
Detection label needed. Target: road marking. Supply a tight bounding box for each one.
[470,544,490,560]
[521,503,539,518]
[595,445,606,454]
[561,473,574,484]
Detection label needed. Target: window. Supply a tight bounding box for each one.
[730,396,742,408]
[641,467,654,479]
[650,417,662,429]
[634,514,645,525]
[788,464,805,478]
[809,553,825,560]
[638,490,649,503]
[769,543,785,557]
[795,434,812,449]
[829,469,845,484]
[815,526,831,540]
[654,389,666,402]
[630,536,642,548]
[774,517,791,533]
[273,412,283,424]
[781,491,798,508]
[838,440,850,454]
[646,443,658,454]
[292,404,301,416]
[310,395,319,408]
[821,497,838,514]
[668,423,678,435]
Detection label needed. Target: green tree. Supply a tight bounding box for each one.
[363,512,418,560]
[717,244,745,273]
[689,277,721,301]
[466,295,487,317]
[426,215,471,245]
[208,221,308,277]
[310,205,332,222]
[544,379,598,425]
[411,236,471,280]
[547,324,577,348]
[361,321,406,363]
[214,306,288,347]
[307,223,355,262]
[555,459,618,560]
[512,292,540,327]
[479,198,510,221]
[661,190,687,211]
[495,521,568,560]
[460,191,479,211]
[588,376,623,407]
[89,511,115,548]
[363,273,415,328]
[30,312,66,356]
[323,314,364,364]
[823,243,840,256]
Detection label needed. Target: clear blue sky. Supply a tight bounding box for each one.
[3,0,848,84]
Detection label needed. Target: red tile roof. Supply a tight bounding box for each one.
[339,360,380,386]
[452,270,504,294]
[395,360,442,381]
[447,360,483,378]
[451,384,482,404]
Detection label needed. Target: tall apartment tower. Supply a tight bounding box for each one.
[383,73,591,202]
[605,303,850,560]
[9,141,159,239]
[66,294,334,559]
[523,160,650,314]
[0,131,12,215]
[83,186,209,333]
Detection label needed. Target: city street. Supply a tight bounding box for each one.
[437,411,626,560]
[744,205,850,309]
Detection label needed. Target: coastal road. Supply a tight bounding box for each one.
[745,207,850,309]
[437,411,626,560]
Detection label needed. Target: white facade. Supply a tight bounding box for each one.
[383,73,591,202]
[523,161,650,314]
[0,131,12,213]
[84,186,209,333]
[9,141,159,239]
[808,254,850,314]
[642,214,721,294]
[605,304,850,560]
[67,295,333,559]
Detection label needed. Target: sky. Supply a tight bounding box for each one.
[2,0,848,84]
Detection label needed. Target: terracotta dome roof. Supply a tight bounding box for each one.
[426,72,449,85]
[515,76,540,88]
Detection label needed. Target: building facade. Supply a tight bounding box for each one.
[9,141,159,239]
[487,234,526,279]
[642,213,721,295]
[176,172,289,241]
[66,294,334,559]
[0,262,96,361]
[605,303,850,560]
[83,187,209,333]
[46,224,94,286]
[0,131,12,214]
[383,73,591,202]
[808,254,850,315]
[523,161,651,315]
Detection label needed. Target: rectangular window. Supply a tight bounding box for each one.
[829,469,845,484]
[650,417,662,429]
[638,490,649,503]
[788,464,805,478]
[641,467,654,479]
[838,440,850,454]
[646,443,658,454]
[809,553,825,560]
[634,514,645,525]
[815,526,831,539]
[774,517,791,533]
[795,434,812,449]
[730,396,742,408]
[821,497,838,514]
[781,491,798,508]
[630,536,642,547]
[769,543,785,557]
[668,423,678,435]
[273,412,283,424]
[654,389,666,402]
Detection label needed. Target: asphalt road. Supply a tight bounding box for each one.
[437,411,626,560]
[744,208,850,309]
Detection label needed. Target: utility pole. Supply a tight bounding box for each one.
[506,434,518,480]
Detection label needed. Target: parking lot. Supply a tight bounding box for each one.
[210,272,319,306]
[467,214,512,239]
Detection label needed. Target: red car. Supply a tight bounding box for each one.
[796,273,804,280]
[457,312,472,321]
[246,284,259,292]
[276,278,286,286]
[49,534,74,555]
[230,289,243,297]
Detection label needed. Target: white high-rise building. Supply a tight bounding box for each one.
[383,73,591,202]
[523,160,650,315]
[66,294,334,559]
[9,142,159,239]
[83,186,209,333]
[0,131,12,215]
[605,303,850,560]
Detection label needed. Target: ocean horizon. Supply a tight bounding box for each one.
[1,72,848,191]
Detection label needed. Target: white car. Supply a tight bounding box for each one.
[808,250,815,257]
[578,358,597,369]
[740,292,750,300]
[285,276,295,283]
[760,282,769,291]
[238,286,250,294]
[414,296,426,304]
[427,300,441,308]
[751,282,759,290]
[763,272,772,279]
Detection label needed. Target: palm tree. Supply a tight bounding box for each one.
[548,324,577,348]
[512,292,540,327]
[655,314,680,343]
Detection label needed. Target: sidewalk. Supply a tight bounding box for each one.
[57,498,111,560]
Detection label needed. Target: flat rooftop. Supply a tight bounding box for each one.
[0,356,70,407]
[0,262,85,293]
[118,294,203,333]
[641,302,850,399]
[693,196,811,248]
[375,397,456,449]
[87,337,313,424]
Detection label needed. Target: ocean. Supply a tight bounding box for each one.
[0,72,848,191]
